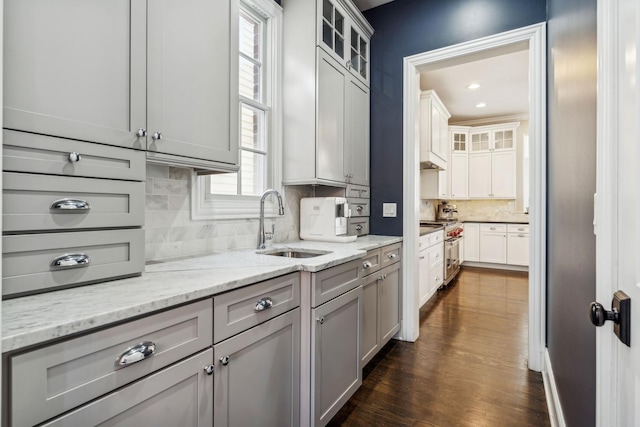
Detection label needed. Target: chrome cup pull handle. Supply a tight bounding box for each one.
[255,297,274,312]
[50,253,91,270]
[115,341,156,366]
[50,199,91,211]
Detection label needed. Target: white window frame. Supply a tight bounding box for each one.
[192,0,283,220]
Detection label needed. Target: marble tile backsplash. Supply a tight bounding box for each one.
[421,199,529,223]
[145,164,310,261]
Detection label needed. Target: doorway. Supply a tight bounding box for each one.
[400,23,546,372]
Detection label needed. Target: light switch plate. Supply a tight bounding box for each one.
[383,203,397,217]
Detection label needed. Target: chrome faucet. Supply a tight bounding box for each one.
[258,189,285,249]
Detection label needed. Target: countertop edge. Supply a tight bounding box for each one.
[2,235,402,353]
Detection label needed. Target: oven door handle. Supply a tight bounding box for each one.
[446,236,463,245]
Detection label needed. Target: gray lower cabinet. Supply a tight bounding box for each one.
[312,285,362,426]
[360,272,380,366]
[8,299,213,426]
[214,308,301,427]
[379,262,402,345]
[41,349,214,427]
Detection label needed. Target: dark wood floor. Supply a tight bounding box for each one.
[329,267,551,426]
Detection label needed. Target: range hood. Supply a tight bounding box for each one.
[419,153,446,171]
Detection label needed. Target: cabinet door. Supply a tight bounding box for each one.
[318,0,347,65]
[4,0,146,149]
[418,249,430,307]
[450,154,468,199]
[345,76,370,186]
[317,49,346,183]
[463,223,480,262]
[493,128,515,151]
[479,231,507,264]
[470,131,491,152]
[507,233,530,266]
[312,286,362,426]
[491,151,516,198]
[41,349,213,427]
[214,309,300,427]
[360,274,379,366]
[468,153,492,198]
[146,0,238,166]
[348,26,369,85]
[379,263,401,346]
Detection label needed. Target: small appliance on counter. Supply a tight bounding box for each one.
[300,197,357,243]
[436,201,458,221]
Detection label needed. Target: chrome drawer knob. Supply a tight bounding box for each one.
[68,152,81,162]
[136,128,147,137]
[219,356,230,366]
[152,132,162,140]
[204,365,214,375]
[363,261,373,269]
[115,341,156,366]
[387,253,397,259]
[255,297,274,312]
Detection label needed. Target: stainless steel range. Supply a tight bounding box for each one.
[421,219,464,286]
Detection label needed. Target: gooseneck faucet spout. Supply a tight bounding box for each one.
[258,189,285,249]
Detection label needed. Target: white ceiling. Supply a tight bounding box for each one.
[419,44,530,123]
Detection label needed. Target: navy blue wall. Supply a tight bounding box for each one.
[546,0,597,425]
[363,0,546,236]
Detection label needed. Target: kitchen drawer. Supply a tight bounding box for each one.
[380,243,402,269]
[429,261,444,289]
[480,223,507,233]
[3,129,145,181]
[361,248,381,277]
[348,197,370,217]
[311,259,361,307]
[346,183,370,199]
[425,230,444,247]
[507,223,529,233]
[3,172,145,232]
[427,244,444,269]
[10,299,213,427]
[418,234,430,250]
[348,217,369,236]
[2,228,145,298]
[214,272,300,343]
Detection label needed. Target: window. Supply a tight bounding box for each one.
[192,0,282,219]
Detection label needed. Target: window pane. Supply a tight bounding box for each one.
[335,10,344,34]
[240,104,266,151]
[240,151,267,196]
[239,10,260,61]
[323,21,333,48]
[335,35,344,58]
[239,56,261,101]
[209,172,239,195]
[323,0,332,22]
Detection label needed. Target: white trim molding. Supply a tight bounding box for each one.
[401,23,547,372]
[543,349,567,427]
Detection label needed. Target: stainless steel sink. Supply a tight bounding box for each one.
[257,249,331,258]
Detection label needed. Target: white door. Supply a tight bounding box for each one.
[595,0,640,425]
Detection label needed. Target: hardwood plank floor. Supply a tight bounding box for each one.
[329,267,550,426]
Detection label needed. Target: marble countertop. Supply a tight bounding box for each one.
[463,220,529,224]
[2,235,402,353]
[419,225,444,236]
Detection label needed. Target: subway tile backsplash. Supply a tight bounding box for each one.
[145,164,309,261]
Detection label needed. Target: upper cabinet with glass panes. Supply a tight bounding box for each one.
[469,123,520,153]
[318,0,372,86]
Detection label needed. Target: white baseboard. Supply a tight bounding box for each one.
[542,348,567,427]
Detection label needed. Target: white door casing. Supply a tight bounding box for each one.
[401,23,546,372]
[595,0,640,425]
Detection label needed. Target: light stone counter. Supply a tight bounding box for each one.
[2,235,402,353]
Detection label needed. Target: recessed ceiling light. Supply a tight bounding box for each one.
[476,102,486,108]
[467,83,480,90]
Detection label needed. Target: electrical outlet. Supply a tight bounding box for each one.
[383,203,397,217]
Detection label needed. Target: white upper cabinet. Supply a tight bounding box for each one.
[319,0,370,86]
[282,0,373,187]
[420,90,451,170]
[4,0,239,171]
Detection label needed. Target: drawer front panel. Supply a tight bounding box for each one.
[347,217,369,236]
[360,249,381,277]
[2,229,145,298]
[11,300,213,427]
[426,230,444,247]
[3,172,145,232]
[480,223,506,233]
[214,272,300,343]
[429,262,444,288]
[348,198,370,217]
[507,224,530,233]
[380,243,402,269]
[428,245,444,269]
[40,349,214,427]
[346,184,370,199]
[3,129,145,181]
[418,234,430,250]
[311,259,361,307]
